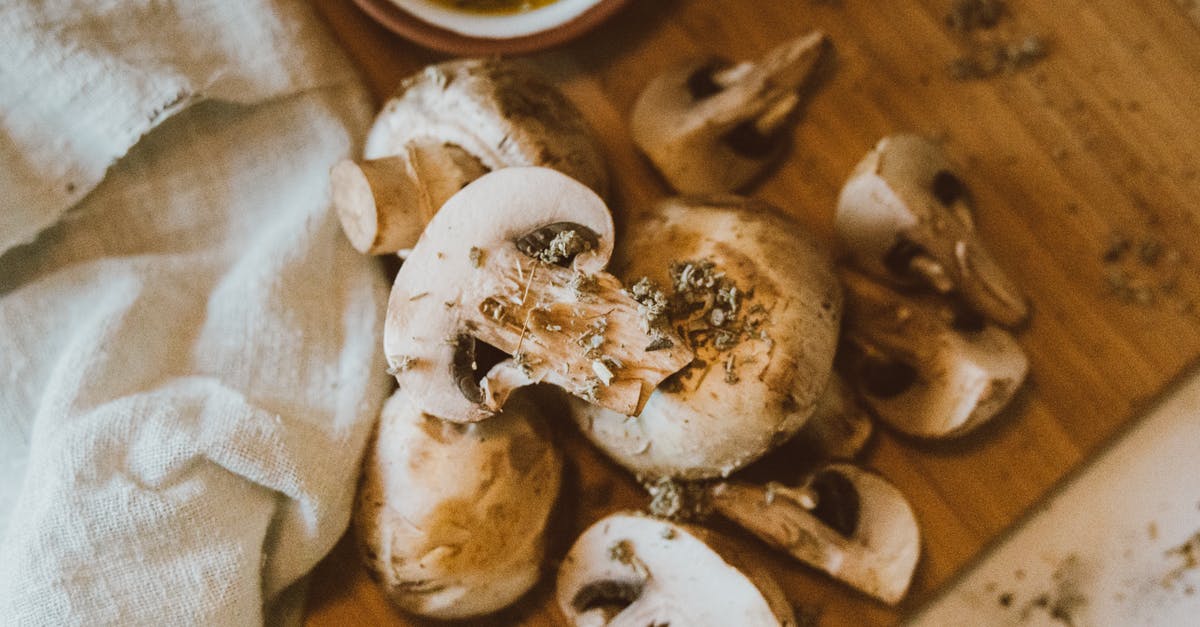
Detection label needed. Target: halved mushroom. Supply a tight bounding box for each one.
[354,388,560,619]
[792,372,874,461]
[569,196,842,479]
[836,134,1029,327]
[333,58,608,254]
[631,31,829,194]
[708,464,920,605]
[556,512,796,626]
[385,167,693,424]
[838,268,1028,438]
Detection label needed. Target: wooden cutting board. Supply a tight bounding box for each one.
[304,1,1200,624]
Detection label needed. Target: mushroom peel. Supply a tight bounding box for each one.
[836,134,1029,327]
[708,464,920,605]
[333,58,608,255]
[569,196,842,479]
[556,512,796,626]
[385,167,693,424]
[838,269,1028,439]
[630,31,829,195]
[354,388,560,619]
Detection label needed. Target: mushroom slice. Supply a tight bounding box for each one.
[333,58,608,254]
[631,31,829,194]
[793,372,874,461]
[557,512,796,626]
[836,134,1029,327]
[569,196,842,479]
[354,388,560,619]
[385,167,693,423]
[708,464,920,605]
[839,269,1028,438]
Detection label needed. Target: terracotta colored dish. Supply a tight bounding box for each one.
[350,0,630,55]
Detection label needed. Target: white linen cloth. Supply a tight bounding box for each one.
[0,0,391,624]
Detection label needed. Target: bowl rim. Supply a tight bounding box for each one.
[351,0,630,55]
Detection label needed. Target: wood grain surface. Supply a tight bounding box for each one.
[304,1,1200,624]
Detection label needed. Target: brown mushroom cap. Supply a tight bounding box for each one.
[556,512,795,626]
[366,58,608,197]
[570,196,842,479]
[354,388,561,620]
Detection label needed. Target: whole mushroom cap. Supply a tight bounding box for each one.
[570,196,842,479]
[354,389,561,619]
[365,58,608,198]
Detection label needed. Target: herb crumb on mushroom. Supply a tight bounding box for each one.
[469,246,485,267]
[568,196,842,480]
[537,228,594,265]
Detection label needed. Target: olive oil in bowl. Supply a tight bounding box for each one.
[430,0,559,15]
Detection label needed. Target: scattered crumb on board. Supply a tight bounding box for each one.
[945,0,1050,80]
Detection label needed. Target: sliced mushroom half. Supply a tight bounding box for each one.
[836,134,1029,327]
[557,512,796,626]
[631,31,829,194]
[354,388,560,619]
[385,167,693,423]
[708,464,920,605]
[569,196,842,479]
[333,58,608,254]
[839,269,1028,438]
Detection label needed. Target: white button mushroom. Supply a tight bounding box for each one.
[708,464,920,606]
[556,512,796,626]
[353,388,560,619]
[836,134,1029,327]
[838,268,1029,438]
[569,196,842,480]
[332,58,609,255]
[631,32,829,195]
[385,167,693,424]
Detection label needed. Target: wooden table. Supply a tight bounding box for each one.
[305,1,1200,624]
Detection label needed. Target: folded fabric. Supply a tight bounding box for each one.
[0,1,390,624]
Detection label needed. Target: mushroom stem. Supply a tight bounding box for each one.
[754,92,802,137]
[954,239,1029,328]
[331,142,489,255]
[331,155,423,255]
[908,254,955,293]
[753,30,829,95]
[710,61,754,87]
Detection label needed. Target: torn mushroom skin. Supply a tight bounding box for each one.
[557,512,796,626]
[384,167,693,424]
[836,134,1029,327]
[354,389,560,619]
[333,58,608,254]
[708,464,920,606]
[569,196,842,480]
[631,31,829,195]
[838,268,1029,439]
